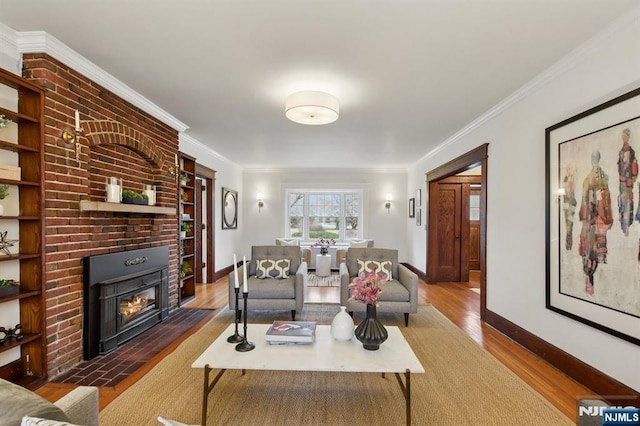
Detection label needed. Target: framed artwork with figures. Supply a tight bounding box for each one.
[545,86,640,346]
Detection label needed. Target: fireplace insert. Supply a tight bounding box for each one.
[83,246,169,360]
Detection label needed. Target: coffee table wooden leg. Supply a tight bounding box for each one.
[201,364,227,426]
[394,369,411,425]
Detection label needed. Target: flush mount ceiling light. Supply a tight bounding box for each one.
[285,91,339,125]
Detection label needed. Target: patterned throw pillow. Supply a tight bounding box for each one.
[256,259,291,279]
[21,417,80,426]
[357,258,392,281]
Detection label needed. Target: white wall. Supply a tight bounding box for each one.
[179,134,244,275]
[408,9,640,391]
[0,23,20,76]
[242,169,407,260]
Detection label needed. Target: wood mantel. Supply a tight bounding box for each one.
[79,200,175,215]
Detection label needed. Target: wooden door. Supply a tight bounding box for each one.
[469,188,481,270]
[435,183,462,281]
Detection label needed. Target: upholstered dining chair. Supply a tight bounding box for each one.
[339,247,417,326]
[229,245,307,320]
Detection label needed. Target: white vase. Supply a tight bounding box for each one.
[331,306,355,341]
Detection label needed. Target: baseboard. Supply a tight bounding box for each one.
[485,309,639,407]
[215,264,234,282]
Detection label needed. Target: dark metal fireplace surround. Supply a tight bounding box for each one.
[83,246,169,360]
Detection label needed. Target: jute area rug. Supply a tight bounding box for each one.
[99,304,571,426]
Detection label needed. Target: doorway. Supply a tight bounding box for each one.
[428,174,481,282]
[195,163,215,284]
[426,144,488,320]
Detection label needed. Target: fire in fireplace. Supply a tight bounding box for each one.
[83,246,170,360]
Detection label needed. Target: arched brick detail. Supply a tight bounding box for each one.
[82,120,165,169]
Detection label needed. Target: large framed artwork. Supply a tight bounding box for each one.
[545,87,640,346]
[222,187,238,230]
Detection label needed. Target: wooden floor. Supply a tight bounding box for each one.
[36,274,591,423]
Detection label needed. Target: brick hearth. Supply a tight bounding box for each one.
[53,308,213,387]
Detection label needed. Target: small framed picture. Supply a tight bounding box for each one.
[408,198,415,218]
[416,208,421,226]
[416,189,422,206]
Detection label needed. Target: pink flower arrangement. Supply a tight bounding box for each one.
[348,267,387,306]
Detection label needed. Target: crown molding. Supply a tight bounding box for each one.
[15,30,188,132]
[179,132,240,167]
[415,3,640,165]
[243,167,407,174]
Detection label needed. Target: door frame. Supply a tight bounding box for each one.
[426,144,488,320]
[196,163,216,284]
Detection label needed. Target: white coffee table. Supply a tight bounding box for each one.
[192,323,424,425]
[315,254,331,276]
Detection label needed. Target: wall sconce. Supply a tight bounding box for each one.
[61,110,83,160]
[385,193,392,213]
[257,193,264,212]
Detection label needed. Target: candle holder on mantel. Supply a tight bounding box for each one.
[235,292,255,352]
[227,287,243,343]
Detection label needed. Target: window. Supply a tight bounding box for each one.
[286,190,362,241]
[469,193,480,221]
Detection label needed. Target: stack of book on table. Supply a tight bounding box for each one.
[265,321,317,345]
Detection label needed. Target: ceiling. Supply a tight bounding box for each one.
[0,0,636,169]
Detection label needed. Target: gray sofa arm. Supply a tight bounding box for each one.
[398,264,418,313]
[339,262,351,306]
[295,261,308,311]
[54,386,99,426]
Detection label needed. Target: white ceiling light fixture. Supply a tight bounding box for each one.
[285,91,339,125]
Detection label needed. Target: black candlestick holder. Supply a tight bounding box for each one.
[227,287,243,343]
[235,291,255,352]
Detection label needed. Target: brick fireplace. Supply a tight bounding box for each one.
[22,54,181,378]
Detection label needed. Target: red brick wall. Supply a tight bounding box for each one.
[22,54,180,379]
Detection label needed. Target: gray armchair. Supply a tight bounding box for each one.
[339,248,417,326]
[229,245,307,320]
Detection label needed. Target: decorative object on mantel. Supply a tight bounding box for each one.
[349,267,388,350]
[121,189,149,205]
[0,184,8,216]
[105,177,122,203]
[330,306,355,341]
[0,230,17,256]
[0,279,19,297]
[143,184,156,206]
[0,323,23,345]
[313,238,336,255]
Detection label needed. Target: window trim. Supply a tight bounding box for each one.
[284,188,364,242]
